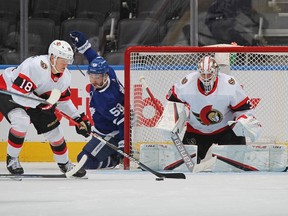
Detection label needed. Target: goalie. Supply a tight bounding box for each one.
[166,56,261,161]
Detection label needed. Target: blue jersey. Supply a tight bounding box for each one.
[89,69,124,140]
[84,48,124,143]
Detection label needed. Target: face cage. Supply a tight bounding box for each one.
[199,71,217,93]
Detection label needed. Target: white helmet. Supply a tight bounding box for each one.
[48,40,74,64]
[198,56,219,93]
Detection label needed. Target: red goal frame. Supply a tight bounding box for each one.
[123,45,288,170]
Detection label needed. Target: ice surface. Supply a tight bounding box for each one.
[0,162,288,216]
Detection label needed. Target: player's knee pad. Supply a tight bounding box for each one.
[8,108,30,133]
[43,127,64,144]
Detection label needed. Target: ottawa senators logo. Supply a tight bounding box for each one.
[40,60,48,69]
[228,78,235,85]
[181,77,188,84]
[192,105,223,125]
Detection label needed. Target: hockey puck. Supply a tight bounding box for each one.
[155,177,164,181]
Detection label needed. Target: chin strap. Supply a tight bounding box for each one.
[50,58,61,75]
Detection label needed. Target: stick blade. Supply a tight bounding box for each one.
[47,89,61,105]
[65,154,88,178]
[162,173,186,179]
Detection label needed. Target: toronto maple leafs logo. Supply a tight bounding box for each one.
[90,107,96,117]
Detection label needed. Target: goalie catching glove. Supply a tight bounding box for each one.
[69,31,91,54]
[74,113,91,138]
[228,114,261,142]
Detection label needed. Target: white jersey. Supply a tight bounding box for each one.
[1,55,80,118]
[167,72,252,135]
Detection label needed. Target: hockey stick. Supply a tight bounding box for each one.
[171,131,217,172]
[56,109,186,179]
[0,88,61,105]
[0,154,88,179]
[0,173,88,179]
[170,131,195,172]
[0,173,66,179]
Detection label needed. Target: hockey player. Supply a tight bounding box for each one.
[70,31,124,169]
[166,56,261,160]
[0,40,91,177]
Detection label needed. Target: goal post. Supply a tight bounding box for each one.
[123,45,288,170]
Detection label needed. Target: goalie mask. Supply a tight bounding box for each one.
[198,56,219,93]
[88,57,109,89]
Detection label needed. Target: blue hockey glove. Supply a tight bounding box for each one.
[69,31,91,54]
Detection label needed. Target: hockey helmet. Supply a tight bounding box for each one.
[198,56,219,93]
[48,40,74,64]
[88,57,109,75]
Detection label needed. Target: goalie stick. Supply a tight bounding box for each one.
[56,109,186,179]
[0,154,88,180]
[0,88,61,105]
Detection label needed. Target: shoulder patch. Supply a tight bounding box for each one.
[40,60,48,69]
[181,77,188,85]
[228,78,235,85]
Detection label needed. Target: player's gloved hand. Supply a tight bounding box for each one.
[74,113,91,138]
[36,103,55,111]
[228,114,261,142]
[69,31,91,54]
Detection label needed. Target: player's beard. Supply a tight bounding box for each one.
[92,76,109,90]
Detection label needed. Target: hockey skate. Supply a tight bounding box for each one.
[58,160,86,177]
[6,154,24,175]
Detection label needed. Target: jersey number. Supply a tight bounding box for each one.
[19,79,34,92]
[109,103,124,117]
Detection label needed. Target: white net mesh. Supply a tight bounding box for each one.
[124,46,288,168]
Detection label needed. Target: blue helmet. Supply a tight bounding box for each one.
[88,57,109,75]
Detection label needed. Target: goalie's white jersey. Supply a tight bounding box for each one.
[167,72,252,135]
[0,55,79,118]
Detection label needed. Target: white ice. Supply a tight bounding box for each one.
[1,162,288,216]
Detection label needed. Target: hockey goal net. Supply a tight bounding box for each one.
[123,45,288,169]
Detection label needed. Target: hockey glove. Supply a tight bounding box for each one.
[228,114,261,142]
[74,113,91,138]
[69,31,91,54]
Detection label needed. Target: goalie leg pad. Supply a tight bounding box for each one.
[211,144,287,172]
